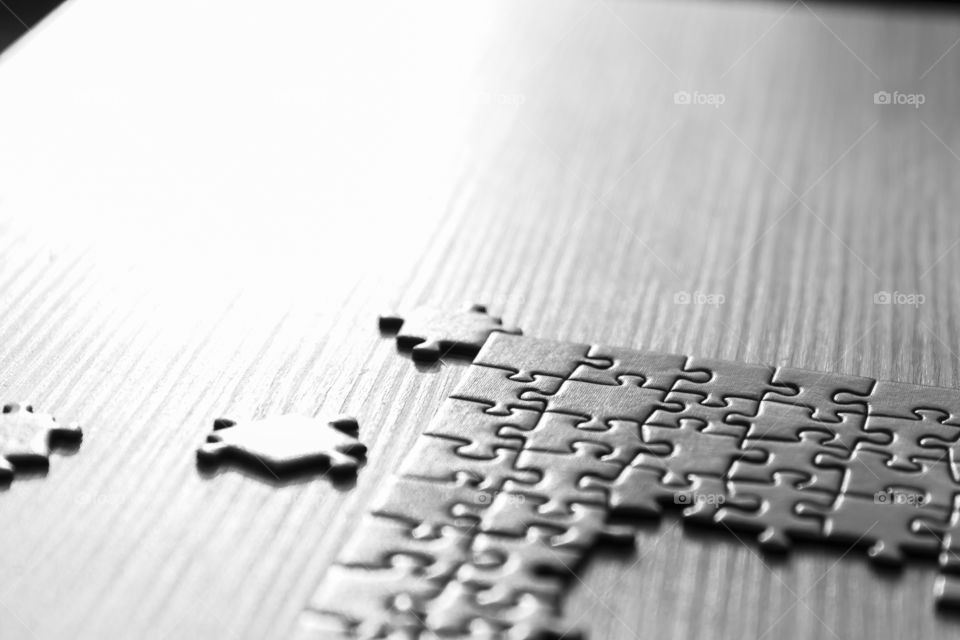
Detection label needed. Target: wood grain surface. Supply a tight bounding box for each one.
[0,0,959,638]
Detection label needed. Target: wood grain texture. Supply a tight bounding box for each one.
[0,0,959,638]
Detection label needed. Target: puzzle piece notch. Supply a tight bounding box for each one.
[504,443,623,517]
[568,345,693,391]
[499,413,664,466]
[673,357,792,407]
[337,514,473,582]
[474,333,605,382]
[519,377,668,430]
[459,528,580,607]
[423,398,539,458]
[766,366,876,420]
[635,418,764,487]
[729,431,845,494]
[451,364,563,416]
[379,304,521,362]
[398,434,535,493]
[372,475,496,535]
[742,400,880,453]
[844,379,960,423]
[196,414,365,478]
[646,391,756,435]
[864,409,960,470]
[815,446,958,510]
[0,402,83,482]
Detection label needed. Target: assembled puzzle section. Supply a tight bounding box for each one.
[301,330,960,638]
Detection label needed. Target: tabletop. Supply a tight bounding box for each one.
[0,0,959,638]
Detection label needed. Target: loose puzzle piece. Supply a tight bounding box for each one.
[451,365,563,415]
[474,333,601,381]
[569,345,691,390]
[521,378,667,430]
[729,431,844,494]
[196,414,365,477]
[674,357,791,407]
[766,366,875,420]
[379,304,521,362]
[716,471,830,551]
[0,402,82,482]
[423,398,538,458]
[798,493,949,565]
[635,419,765,486]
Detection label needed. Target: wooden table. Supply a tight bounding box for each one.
[0,0,958,637]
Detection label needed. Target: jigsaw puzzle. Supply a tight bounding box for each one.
[299,312,960,638]
[196,414,365,478]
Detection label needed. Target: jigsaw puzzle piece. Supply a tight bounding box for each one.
[337,515,472,582]
[938,497,960,574]
[474,333,600,381]
[423,399,538,458]
[521,379,667,430]
[766,367,875,420]
[499,413,658,466]
[569,345,689,390]
[635,419,765,486]
[715,471,830,551]
[196,414,365,477]
[729,431,844,494]
[398,434,533,492]
[309,556,440,638]
[673,357,791,407]
[646,391,755,434]
[379,304,521,362]
[846,379,960,422]
[503,443,622,516]
[863,410,960,469]
[585,464,678,519]
[459,529,579,606]
[372,476,494,534]
[797,493,949,565]
[0,403,82,481]
[451,365,563,415]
